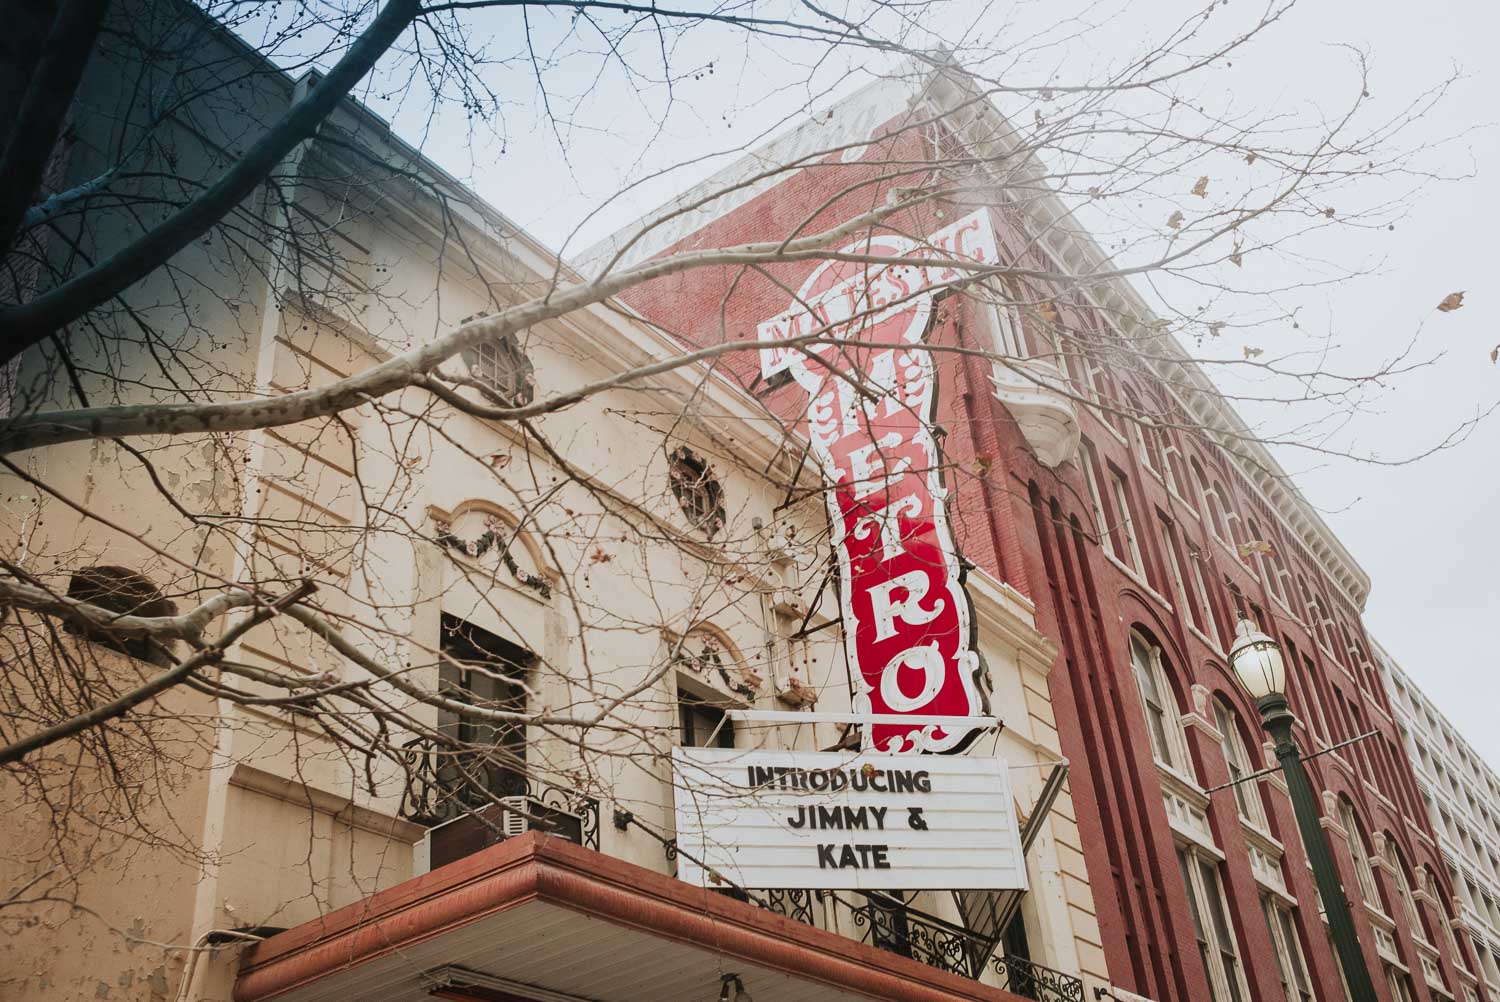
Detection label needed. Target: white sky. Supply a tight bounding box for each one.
[342,0,1499,767]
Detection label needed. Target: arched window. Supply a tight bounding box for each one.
[1382,838,1426,940]
[1184,538,1223,649]
[1191,459,1232,543]
[1425,866,1472,976]
[1213,697,1267,829]
[1296,575,1334,651]
[1211,480,1242,546]
[992,300,1024,358]
[1262,896,1316,1002]
[64,566,177,667]
[1128,631,1185,769]
[1178,846,1251,1002]
[1123,386,1166,477]
[1337,798,1383,910]
[460,333,536,406]
[668,446,727,538]
[1154,395,1190,496]
[1244,520,1284,600]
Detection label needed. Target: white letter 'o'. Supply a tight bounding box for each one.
[879,643,946,712]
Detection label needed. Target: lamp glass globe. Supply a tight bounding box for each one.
[1229,619,1286,700]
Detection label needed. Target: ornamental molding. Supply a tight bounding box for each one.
[1179,683,1221,742]
[921,71,1372,608]
[427,501,555,600]
[668,627,764,701]
[1244,823,1291,901]
[1159,763,1219,856]
[988,358,1080,469]
[965,566,1056,678]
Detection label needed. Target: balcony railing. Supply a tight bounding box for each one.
[706,885,822,926]
[398,736,600,851]
[759,888,819,926]
[850,894,1084,1001]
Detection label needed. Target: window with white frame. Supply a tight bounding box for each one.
[1187,541,1222,648]
[461,334,536,406]
[1080,440,1114,553]
[1129,632,1182,769]
[1192,460,1232,543]
[1245,520,1285,601]
[1263,895,1317,1002]
[1384,964,1417,1002]
[1158,516,1191,614]
[1432,869,1469,971]
[1109,468,1145,576]
[1163,441,1186,497]
[1337,798,1384,911]
[1325,928,1355,1002]
[1079,350,1105,401]
[1383,840,1425,939]
[1214,698,1268,829]
[1206,481,1236,545]
[991,300,1028,359]
[1125,389,1163,476]
[1179,846,1251,1002]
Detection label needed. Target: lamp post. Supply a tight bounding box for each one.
[1228,619,1378,1002]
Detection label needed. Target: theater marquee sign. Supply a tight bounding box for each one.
[758,209,1001,754]
[672,747,1026,890]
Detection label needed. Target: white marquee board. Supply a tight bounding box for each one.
[670,747,1027,891]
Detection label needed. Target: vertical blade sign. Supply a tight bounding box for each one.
[758,210,999,753]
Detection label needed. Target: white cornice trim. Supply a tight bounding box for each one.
[965,567,1056,677]
[323,61,1373,609]
[914,72,1372,609]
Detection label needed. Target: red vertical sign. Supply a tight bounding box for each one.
[758,211,998,753]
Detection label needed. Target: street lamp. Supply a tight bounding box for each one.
[1228,619,1378,1002]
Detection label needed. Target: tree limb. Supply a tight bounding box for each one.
[0,580,315,766]
[0,0,423,356]
[0,0,113,256]
[0,577,255,640]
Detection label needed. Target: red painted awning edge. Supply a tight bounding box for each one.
[233,832,1024,1002]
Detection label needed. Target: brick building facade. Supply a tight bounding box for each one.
[597,68,1485,1002]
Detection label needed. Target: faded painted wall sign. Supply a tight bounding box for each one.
[758,210,999,753]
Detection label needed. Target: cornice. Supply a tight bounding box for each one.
[316,57,1374,611]
[917,71,1372,610]
[964,567,1056,677]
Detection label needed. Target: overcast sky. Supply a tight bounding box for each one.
[351,0,1499,767]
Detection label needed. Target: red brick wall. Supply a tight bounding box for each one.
[614,99,1474,1002]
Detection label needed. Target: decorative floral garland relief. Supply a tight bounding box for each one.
[672,638,764,699]
[433,514,552,599]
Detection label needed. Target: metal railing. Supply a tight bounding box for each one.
[759,888,819,926]
[398,736,600,850]
[850,894,1084,1001]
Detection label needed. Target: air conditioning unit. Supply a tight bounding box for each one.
[415,796,586,874]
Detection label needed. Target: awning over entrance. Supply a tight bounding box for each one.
[234,832,1026,1002]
